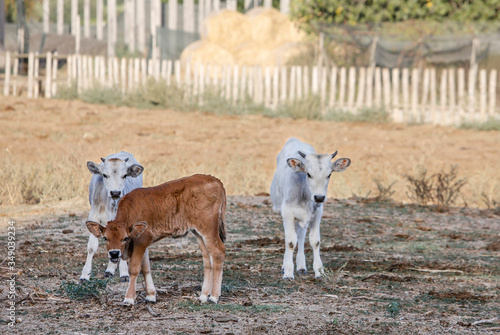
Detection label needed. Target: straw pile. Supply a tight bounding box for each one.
[181,7,306,67]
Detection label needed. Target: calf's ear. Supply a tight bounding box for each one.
[127,164,144,178]
[287,158,306,172]
[86,221,106,237]
[332,158,351,173]
[87,161,102,175]
[129,221,148,239]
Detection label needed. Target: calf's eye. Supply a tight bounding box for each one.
[103,236,108,241]
[306,173,312,179]
[123,237,129,242]
[103,174,109,179]
[327,173,332,179]
[122,175,127,179]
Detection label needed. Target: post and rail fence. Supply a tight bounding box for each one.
[1,52,498,126]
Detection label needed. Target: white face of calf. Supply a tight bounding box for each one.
[87,158,144,201]
[287,151,351,204]
[86,221,148,262]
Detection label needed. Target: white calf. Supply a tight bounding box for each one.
[80,151,144,282]
[270,138,350,279]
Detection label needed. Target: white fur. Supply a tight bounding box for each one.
[80,151,143,281]
[270,138,349,279]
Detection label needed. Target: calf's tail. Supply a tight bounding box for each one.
[218,189,227,243]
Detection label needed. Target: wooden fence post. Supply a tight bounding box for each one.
[355,67,366,111]
[411,68,419,122]
[3,52,10,96]
[338,67,346,109]
[97,0,103,40]
[303,66,309,97]
[457,68,465,122]
[51,54,58,96]
[280,66,287,103]
[289,66,296,101]
[45,52,52,98]
[401,68,409,122]
[84,0,90,38]
[264,66,271,107]
[347,66,356,112]
[391,68,400,122]
[439,69,447,125]
[448,68,456,125]
[489,69,497,117]
[374,67,382,108]
[137,0,145,54]
[468,67,476,121]
[175,60,181,86]
[240,66,247,100]
[12,56,19,96]
[234,65,240,104]
[320,67,327,112]
[27,52,34,98]
[272,66,279,108]
[57,0,63,35]
[43,0,49,34]
[421,68,430,123]
[382,68,391,109]
[34,53,40,98]
[365,66,373,107]
[479,69,487,122]
[328,67,337,109]
[296,66,302,99]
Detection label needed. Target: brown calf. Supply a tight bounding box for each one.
[86,174,227,304]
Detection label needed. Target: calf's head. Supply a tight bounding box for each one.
[87,157,144,200]
[86,221,148,262]
[287,151,351,204]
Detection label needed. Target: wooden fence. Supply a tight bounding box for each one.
[36,0,291,57]
[2,52,498,126]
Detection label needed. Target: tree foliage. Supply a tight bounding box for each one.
[290,0,500,33]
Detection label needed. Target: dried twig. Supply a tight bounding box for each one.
[146,305,160,317]
[409,268,464,274]
[471,317,499,326]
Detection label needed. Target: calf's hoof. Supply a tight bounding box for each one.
[208,296,219,304]
[198,294,209,303]
[145,295,157,303]
[296,269,307,276]
[282,276,294,281]
[120,276,130,282]
[104,271,114,278]
[79,278,89,284]
[123,298,135,305]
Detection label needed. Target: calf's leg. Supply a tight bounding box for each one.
[193,231,213,302]
[118,259,130,282]
[207,238,225,304]
[123,244,147,305]
[141,248,156,302]
[309,208,324,278]
[80,234,99,282]
[281,209,297,279]
[296,225,307,275]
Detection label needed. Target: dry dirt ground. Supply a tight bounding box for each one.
[1,97,500,334]
[2,197,500,334]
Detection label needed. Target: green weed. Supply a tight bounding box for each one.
[59,278,110,300]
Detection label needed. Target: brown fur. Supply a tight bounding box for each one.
[86,174,227,304]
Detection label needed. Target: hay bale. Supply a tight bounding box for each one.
[233,41,278,66]
[180,41,235,67]
[182,7,307,68]
[272,42,311,66]
[246,8,305,47]
[201,10,252,52]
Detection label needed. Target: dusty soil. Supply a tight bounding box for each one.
[0,96,499,218]
[2,196,500,334]
[1,97,500,334]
